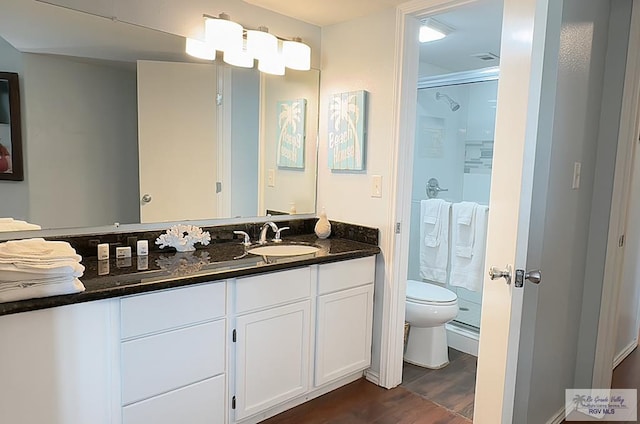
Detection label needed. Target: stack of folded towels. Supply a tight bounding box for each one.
[0,238,85,302]
[0,218,42,232]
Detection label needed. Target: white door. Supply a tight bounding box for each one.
[473,0,554,422]
[137,60,219,223]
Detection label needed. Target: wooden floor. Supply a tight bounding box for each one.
[262,346,639,424]
[562,345,640,424]
[263,348,476,424]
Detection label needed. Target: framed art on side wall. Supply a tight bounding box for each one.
[0,72,23,181]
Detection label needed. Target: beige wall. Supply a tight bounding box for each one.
[317,7,398,375]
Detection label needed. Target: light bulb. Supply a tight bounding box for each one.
[247,27,278,61]
[282,38,311,71]
[185,38,215,60]
[205,14,243,53]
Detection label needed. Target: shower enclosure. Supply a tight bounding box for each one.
[407,67,499,335]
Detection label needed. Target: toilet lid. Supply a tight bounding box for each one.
[406,280,457,303]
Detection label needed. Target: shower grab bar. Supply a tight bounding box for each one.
[426,178,448,199]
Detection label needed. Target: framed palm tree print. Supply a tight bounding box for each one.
[277,98,307,169]
[328,90,367,171]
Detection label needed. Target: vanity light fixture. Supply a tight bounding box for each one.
[223,39,254,68]
[419,18,454,43]
[185,14,312,76]
[185,37,216,60]
[247,26,278,61]
[283,38,311,71]
[205,13,243,53]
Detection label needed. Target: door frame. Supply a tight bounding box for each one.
[380,0,640,415]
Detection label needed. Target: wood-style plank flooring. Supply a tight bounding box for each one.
[562,345,640,424]
[262,348,476,424]
[262,345,639,424]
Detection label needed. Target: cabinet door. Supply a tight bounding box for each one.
[234,300,311,420]
[315,284,374,386]
[122,374,225,424]
[0,300,118,424]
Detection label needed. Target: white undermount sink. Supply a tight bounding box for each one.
[247,244,320,257]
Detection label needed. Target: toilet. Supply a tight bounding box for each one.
[404,279,459,369]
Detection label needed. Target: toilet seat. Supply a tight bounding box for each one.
[406,280,457,305]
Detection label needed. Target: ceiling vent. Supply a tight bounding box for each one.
[471,52,500,61]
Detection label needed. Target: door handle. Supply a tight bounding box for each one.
[514,269,542,287]
[488,265,512,285]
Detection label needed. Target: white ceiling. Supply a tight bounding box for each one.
[0,0,503,74]
[243,0,408,26]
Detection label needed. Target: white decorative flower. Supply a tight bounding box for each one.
[155,224,211,252]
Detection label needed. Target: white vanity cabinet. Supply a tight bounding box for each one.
[0,300,118,424]
[315,256,375,386]
[232,267,312,421]
[119,281,227,424]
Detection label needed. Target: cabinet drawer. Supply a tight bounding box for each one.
[121,281,225,339]
[122,374,225,424]
[121,319,225,405]
[318,256,375,295]
[236,267,311,314]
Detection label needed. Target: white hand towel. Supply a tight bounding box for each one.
[453,202,477,258]
[0,262,85,280]
[0,218,42,232]
[449,204,489,292]
[0,277,85,302]
[420,199,451,284]
[0,238,81,262]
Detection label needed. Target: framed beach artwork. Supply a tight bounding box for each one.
[0,72,23,181]
[277,98,307,169]
[328,90,368,171]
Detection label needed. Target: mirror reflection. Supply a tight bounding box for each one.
[0,1,319,231]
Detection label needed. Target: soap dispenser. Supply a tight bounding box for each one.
[314,207,331,239]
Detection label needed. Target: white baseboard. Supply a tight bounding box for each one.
[364,369,380,386]
[613,339,638,368]
[545,406,566,424]
[446,323,479,357]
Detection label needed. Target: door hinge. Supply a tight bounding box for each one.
[619,234,625,247]
[232,329,236,342]
[395,222,401,234]
[216,93,223,106]
[232,395,236,410]
[216,181,222,193]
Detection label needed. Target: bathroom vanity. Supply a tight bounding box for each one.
[0,234,378,424]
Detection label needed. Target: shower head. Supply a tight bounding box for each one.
[435,92,460,112]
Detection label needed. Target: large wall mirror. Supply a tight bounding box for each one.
[0,0,319,234]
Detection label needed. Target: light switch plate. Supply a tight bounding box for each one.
[372,175,382,198]
[267,169,275,187]
[572,162,581,189]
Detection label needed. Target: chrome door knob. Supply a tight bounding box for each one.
[525,270,541,284]
[488,265,512,285]
[141,194,152,204]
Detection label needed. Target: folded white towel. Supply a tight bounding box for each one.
[456,202,475,225]
[453,202,477,258]
[0,278,85,302]
[0,238,80,262]
[420,199,451,284]
[449,204,489,292]
[0,262,85,280]
[0,219,42,232]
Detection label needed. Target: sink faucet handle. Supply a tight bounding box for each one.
[233,231,252,246]
[273,227,290,243]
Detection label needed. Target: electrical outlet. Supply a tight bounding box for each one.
[267,169,275,187]
[371,175,382,198]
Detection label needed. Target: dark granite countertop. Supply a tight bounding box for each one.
[0,234,380,316]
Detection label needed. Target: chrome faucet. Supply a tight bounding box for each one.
[258,221,279,244]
